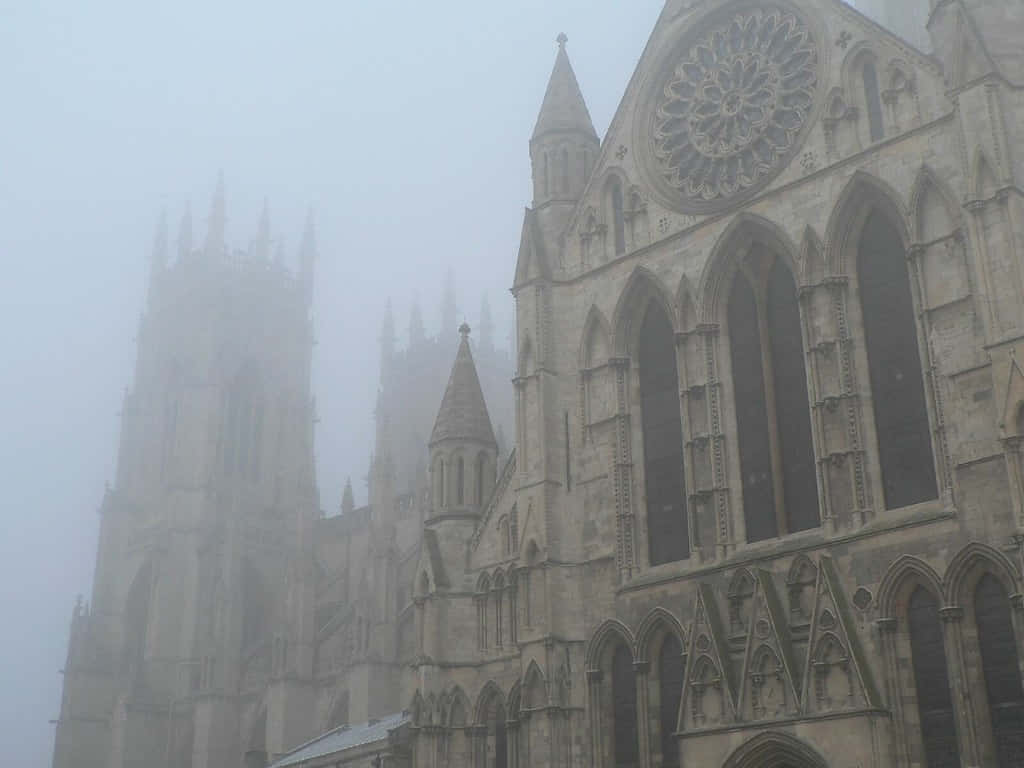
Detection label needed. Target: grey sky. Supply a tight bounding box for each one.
[0,1,664,764]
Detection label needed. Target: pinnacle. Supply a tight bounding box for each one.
[532,33,598,142]
[429,329,496,448]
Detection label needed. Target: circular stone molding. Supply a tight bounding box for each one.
[648,3,820,212]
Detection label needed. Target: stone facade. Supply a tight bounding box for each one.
[55,0,1024,766]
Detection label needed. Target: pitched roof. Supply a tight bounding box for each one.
[269,712,409,768]
[429,325,496,447]
[531,34,598,141]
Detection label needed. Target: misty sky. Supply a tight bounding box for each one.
[0,1,666,763]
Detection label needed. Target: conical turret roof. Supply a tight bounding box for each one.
[531,34,598,142]
[430,324,496,447]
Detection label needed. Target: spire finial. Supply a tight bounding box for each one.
[557,32,568,49]
[459,321,471,339]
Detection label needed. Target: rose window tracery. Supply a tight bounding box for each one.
[652,6,819,208]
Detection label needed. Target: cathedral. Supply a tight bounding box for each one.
[52,0,1024,766]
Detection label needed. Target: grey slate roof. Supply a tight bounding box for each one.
[429,330,496,448]
[531,36,598,141]
[268,712,409,767]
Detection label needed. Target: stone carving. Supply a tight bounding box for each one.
[652,6,819,209]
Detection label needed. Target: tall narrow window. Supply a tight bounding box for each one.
[439,460,446,508]
[543,153,550,198]
[975,575,1024,765]
[863,59,884,142]
[612,644,639,768]
[858,212,937,509]
[908,587,959,767]
[658,635,684,766]
[611,179,626,256]
[639,305,689,564]
[224,367,262,481]
[476,453,486,504]
[561,148,570,195]
[457,456,465,505]
[728,254,820,542]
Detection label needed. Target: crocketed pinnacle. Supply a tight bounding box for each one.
[531,33,598,142]
[429,324,496,447]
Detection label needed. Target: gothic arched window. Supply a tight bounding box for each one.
[858,212,937,509]
[435,459,445,509]
[639,304,689,564]
[658,635,684,766]
[476,452,486,504]
[610,179,626,256]
[612,644,639,768]
[863,58,884,142]
[728,253,820,542]
[975,574,1024,766]
[907,587,959,767]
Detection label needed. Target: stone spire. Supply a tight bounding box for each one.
[204,172,226,258]
[341,477,355,516]
[531,33,598,142]
[430,323,497,448]
[529,34,600,209]
[177,203,193,261]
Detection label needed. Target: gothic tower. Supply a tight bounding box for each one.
[52,180,319,768]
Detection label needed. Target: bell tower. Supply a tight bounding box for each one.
[52,180,320,768]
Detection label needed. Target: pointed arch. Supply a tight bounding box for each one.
[611,266,677,357]
[825,170,910,275]
[635,607,686,664]
[698,212,801,323]
[474,680,506,724]
[786,553,818,586]
[578,304,612,369]
[448,686,471,727]
[522,659,547,710]
[944,541,1021,607]
[877,554,944,618]
[585,618,635,670]
[723,731,828,768]
[506,679,522,721]
[842,43,885,143]
[910,165,961,243]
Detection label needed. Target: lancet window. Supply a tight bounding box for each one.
[638,303,689,564]
[612,644,639,768]
[857,212,937,509]
[907,587,959,767]
[727,251,820,542]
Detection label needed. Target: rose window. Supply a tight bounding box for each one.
[652,7,819,208]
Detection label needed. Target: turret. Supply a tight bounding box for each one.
[428,323,498,518]
[147,210,167,300]
[341,477,355,516]
[529,34,599,210]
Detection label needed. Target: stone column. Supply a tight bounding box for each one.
[634,661,651,768]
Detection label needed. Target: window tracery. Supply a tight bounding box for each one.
[652,6,819,210]
[728,251,820,541]
[638,303,689,564]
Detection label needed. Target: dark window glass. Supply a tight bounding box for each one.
[767,261,820,533]
[476,454,485,504]
[976,575,1024,766]
[908,587,959,768]
[612,644,639,768]
[457,457,465,505]
[858,212,937,509]
[611,181,626,255]
[658,635,684,766]
[639,305,689,564]
[864,59,884,142]
[561,148,570,195]
[495,709,508,768]
[729,273,778,541]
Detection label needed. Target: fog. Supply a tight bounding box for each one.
[0,1,666,763]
